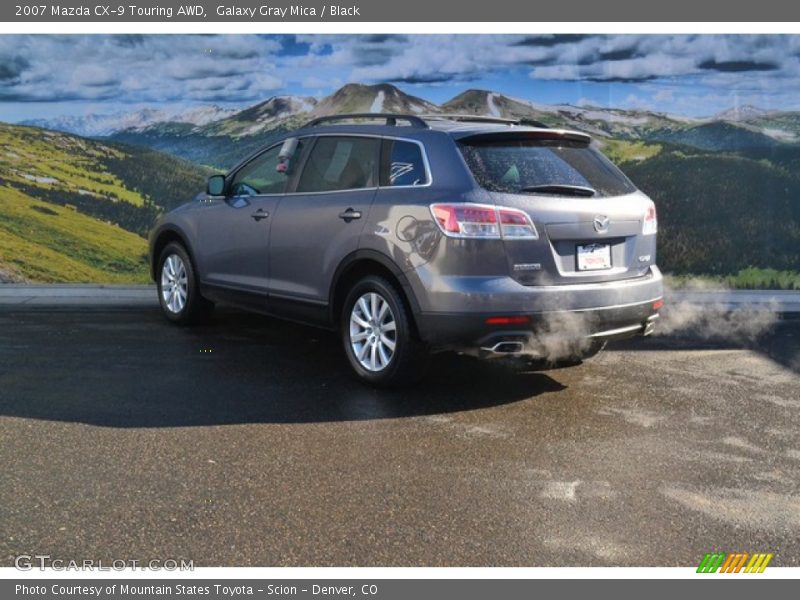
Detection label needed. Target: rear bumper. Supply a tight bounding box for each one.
[412,266,663,355]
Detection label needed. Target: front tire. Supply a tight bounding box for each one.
[341,275,428,387]
[157,242,214,325]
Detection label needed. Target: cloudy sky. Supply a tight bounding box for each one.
[1,34,800,121]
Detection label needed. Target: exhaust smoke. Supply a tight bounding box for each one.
[525,310,597,364]
[657,280,779,342]
[518,279,779,364]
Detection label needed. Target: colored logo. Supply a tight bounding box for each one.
[697,552,773,573]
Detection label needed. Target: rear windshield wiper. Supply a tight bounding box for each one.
[520,184,597,197]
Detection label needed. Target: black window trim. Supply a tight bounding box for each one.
[223,133,433,198]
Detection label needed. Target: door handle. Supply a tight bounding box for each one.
[251,209,269,222]
[338,208,362,222]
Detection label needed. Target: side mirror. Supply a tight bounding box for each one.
[207,174,226,196]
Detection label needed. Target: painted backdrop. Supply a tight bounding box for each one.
[1,34,799,287]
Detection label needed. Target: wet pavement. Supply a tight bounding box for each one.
[1,308,798,566]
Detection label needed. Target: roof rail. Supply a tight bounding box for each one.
[303,113,429,128]
[422,114,521,125]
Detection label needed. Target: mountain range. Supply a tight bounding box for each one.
[22,83,800,167]
[3,82,800,283]
[21,104,241,138]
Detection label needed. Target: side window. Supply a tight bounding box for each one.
[296,136,379,193]
[230,142,301,196]
[380,140,429,187]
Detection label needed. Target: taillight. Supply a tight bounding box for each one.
[430,203,538,240]
[498,207,538,239]
[431,203,498,238]
[643,201,657,235]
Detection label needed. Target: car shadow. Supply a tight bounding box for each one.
[0,308,566,428]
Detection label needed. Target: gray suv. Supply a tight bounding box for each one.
[149,113,663,386]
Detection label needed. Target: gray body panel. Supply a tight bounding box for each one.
[149,120,664,352]
[194,195,277,294]
[269,188,375,303]
[488,190,657,286]
[405,264,663,314]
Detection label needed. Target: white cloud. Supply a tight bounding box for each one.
[622,93,654,110]
[0,35,283,103]
[283,34,800,98]
[653,89,674,102]
[301,75,328,88]
[2,34,800,117]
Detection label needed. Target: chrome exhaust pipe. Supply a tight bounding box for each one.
[481,341,526,355]
[643,313,659,336]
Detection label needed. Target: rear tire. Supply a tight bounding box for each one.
[341,275,428,387]
[157,242,214,325]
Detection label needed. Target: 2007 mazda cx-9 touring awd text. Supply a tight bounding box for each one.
[149,113,663,386]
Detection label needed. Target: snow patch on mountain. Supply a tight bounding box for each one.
[295,98,316,113]
[575,109,651,125]
[487,93,501,117]
[715,105,771,122]
[505,95,562,114]
[252,97,316,124]
[370,90,385,113]
[176,105,240,126]
[761,127,797,142]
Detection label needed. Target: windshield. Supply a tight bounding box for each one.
[459,139,636,198]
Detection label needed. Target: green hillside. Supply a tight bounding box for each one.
[0,123,208,282]
[623,146,800,274]
[0,186,149,283]
[645,121,781,151]
[111,126,291,170]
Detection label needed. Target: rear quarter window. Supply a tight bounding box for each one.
[380,139,429,187]
[459,139,636,198]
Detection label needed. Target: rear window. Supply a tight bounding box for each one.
[459,139,636,198]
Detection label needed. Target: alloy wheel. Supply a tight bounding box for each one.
[161,254,188,314]
[349,292,397,372]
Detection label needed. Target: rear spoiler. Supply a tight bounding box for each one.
[455,129,592,146]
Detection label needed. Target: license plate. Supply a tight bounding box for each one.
[577,243,611,271]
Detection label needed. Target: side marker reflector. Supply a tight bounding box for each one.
[485,316,531,326]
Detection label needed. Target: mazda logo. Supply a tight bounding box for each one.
[593,215,610,233]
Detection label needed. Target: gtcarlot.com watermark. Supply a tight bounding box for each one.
[14,554,194,571]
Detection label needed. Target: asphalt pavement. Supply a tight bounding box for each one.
[0,305,798,566]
